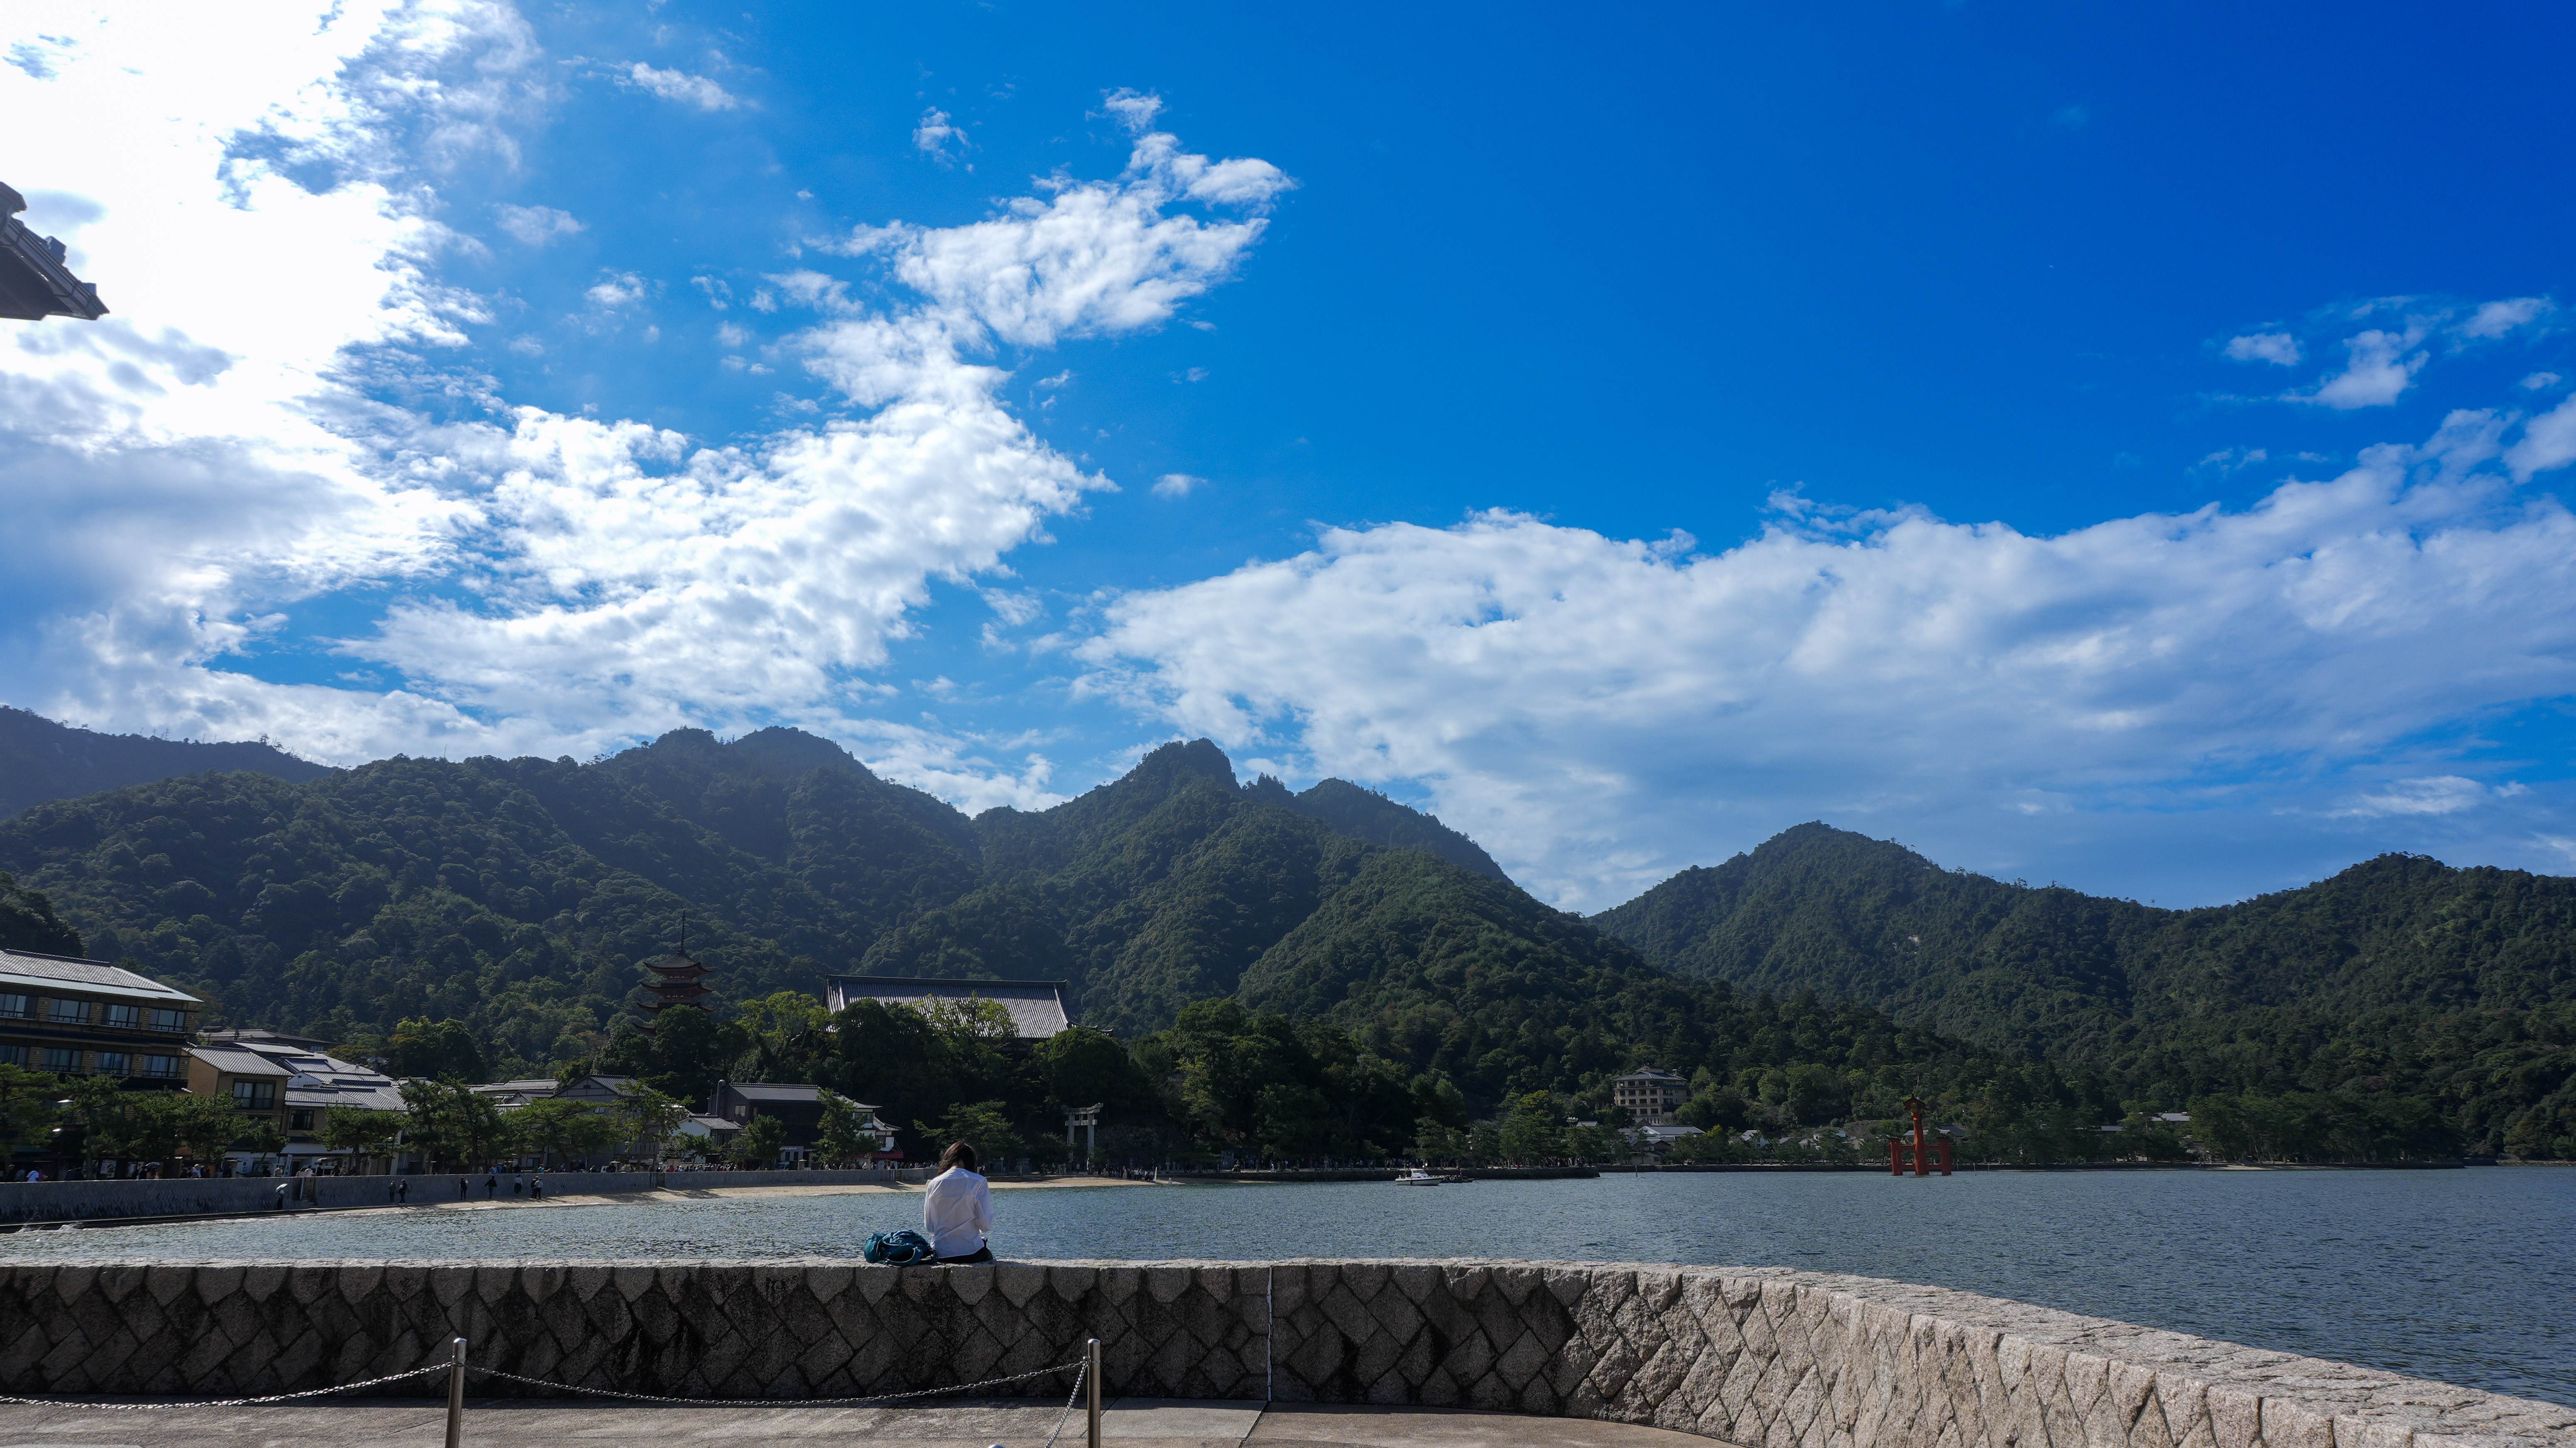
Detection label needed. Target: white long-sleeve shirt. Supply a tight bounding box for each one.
[921,1166,993,1258]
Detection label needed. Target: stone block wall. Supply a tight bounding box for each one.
[0,1259,2565,1448]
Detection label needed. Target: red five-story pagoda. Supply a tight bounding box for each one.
[641,916,713,1015]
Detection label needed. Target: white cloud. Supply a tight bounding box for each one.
[0,4,1280,804]
[2333,776,2494,818]
[1099,87,1163,134]
[2224,332,2301,366]
[585,270,648,307]
[1153,473,1204,498]
[2505,391,2576,482]
[622,62,740,111]
[494,202,580,244]
[2295,327,2426,409]
[2457,297,2553,340]
[816,121,1290,350]
[913,106,968,166]
[2196,447,2268,475]
[2523,371,2563,391]
[1083,410,2576,908]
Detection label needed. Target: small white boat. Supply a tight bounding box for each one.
[1394,1169,1460,1185]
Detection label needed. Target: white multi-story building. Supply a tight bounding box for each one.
[1610,1067,1689,1125]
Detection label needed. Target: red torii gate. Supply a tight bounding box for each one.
[1888,1095,1953,1176]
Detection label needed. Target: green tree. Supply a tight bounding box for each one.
[0,1063,60,1156]
[612,1081,691,1161]
[1564,1122,1627,1162]
[171,1092,248,1165]
[935,1100,1025,1168]
[318,1107,409,1166]
[1496,1092,1564,1163]
[1411,1117,1469,1163]
[1038,1027,1152,1116]
[0,871,81,955]
[816,1089,885,1164]
[398,1079,513,1168]
[387,1018,490,1084]
[728,1113,788,1167]
[507,1099,622,1168]
[600,1008,751,1107]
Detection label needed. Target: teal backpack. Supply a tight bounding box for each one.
[864,1229,936,1265]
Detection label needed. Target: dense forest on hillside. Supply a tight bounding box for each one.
[0,718,2557,1161]
[0,729,2026,1155]
[1594,823,2576,1158]
[0,706,332,818]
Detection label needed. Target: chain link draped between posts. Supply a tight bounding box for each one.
[460,1356,1088,1409]
[0,1348,1094,1423]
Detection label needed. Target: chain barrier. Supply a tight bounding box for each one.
[460,1356,1087,1409]
[0,1362,451,1411]
[0,1351,1088,1416]
[1042,1357,1087,1448]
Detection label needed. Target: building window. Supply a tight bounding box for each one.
[148,1008,186,1032]
[137,1054,180,1078]
[0,1045,23,1066]
[0,993,27,1019]
[45,999,87,1025]
[40,1048,81,1073]
[233,1079,277,1111]
[104,1004,142,1029]
[289,1109,315,1131]
[95,1051,130,1076]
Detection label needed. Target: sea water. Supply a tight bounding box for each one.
[4,1168,2567,1406]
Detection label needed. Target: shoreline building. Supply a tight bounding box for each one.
[198,1030,407,1173]
[0,946,197,1093]
[1612,1067,1689,1126]
[825,975,1072,1049]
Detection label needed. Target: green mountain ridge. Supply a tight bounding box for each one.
[1593,822,2576,1154]
[0,706,334,818]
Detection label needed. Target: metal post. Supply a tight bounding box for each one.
[445,1335,466,1448]
[1087,1336,1103,1448]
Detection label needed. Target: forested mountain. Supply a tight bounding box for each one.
[6,725,2558,1160]
[0,706,333,818]
[1594,823,2576,1156]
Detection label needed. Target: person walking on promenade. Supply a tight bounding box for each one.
[484,1173,497,1198]
[922,1142,995,1265]
[458,1176,469,1199]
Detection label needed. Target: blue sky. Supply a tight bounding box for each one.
[4,1,2574,910]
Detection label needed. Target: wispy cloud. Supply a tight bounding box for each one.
[913,106,969,166]
[1153,473,1204,498]
[2224,332,2301,366]
[622,62,740,111]
[494,203,581,245]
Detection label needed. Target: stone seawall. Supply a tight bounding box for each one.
[1,1259,2566,1448]
[0,1168,907,1224]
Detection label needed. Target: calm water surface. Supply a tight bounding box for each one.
[5,1169,2568,1406]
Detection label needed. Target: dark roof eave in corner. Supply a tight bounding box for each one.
[0,181,109,322]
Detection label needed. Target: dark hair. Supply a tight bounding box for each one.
[939,1141,979,1172]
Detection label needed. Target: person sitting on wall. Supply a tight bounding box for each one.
[922,1141,995,1265]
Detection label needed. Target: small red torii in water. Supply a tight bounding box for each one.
[1888,1095,1953,1176]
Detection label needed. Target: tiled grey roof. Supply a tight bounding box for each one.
[0,948,197,1004]
[827,975,1070,1039]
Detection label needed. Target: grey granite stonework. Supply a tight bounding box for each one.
[0,1260,2566,1448]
